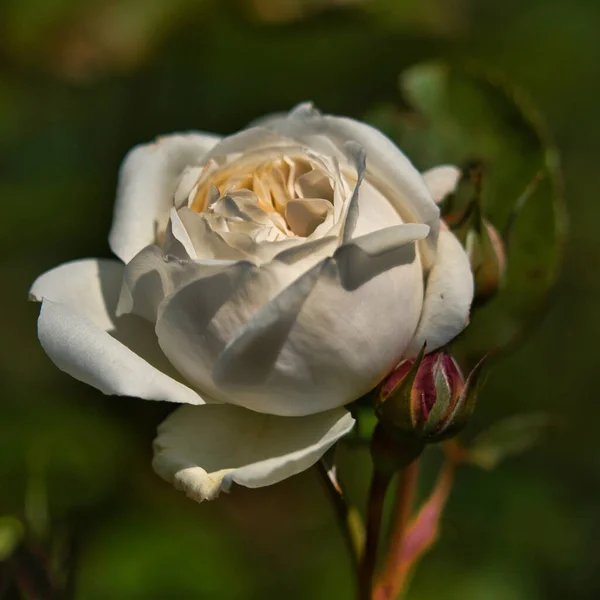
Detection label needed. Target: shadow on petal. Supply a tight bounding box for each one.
[213,259,329,387]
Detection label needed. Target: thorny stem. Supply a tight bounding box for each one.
[358,469,393,600]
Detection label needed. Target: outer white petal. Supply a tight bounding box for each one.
[203,127,292,160]
[109,132,221,263]
[406,228,474,355]
[157,224,426,416]
[422,165,461,204]
[152,404,355,502]
[29,259,203,405]
[155,260,295,407]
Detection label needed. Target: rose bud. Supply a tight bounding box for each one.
[464,219,506,302]
[375,348,485,443]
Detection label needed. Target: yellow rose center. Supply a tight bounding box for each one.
[189,154,335,238]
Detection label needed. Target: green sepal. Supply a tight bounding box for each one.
[436,353,489,440]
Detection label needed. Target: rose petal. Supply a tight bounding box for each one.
[176,208,249,260]
[29,259,203,405]
[273,236,338,268]
[333,223,429,290]
[406,228,474,355]
[339,141,366,243]
[345,176,406,239]
[212,259,328,391]
[164,206,198,259]
[158,223,423,416]
[117,244,241,323]
[177,205,318,266]
[155,261,295,405]
[260,104,439,257]
[212,224,427,416]
[294,169,334,201]
[204,127,292,160]
[285,198,331,237]
[109,133,221,263]
[152,404,355,502]
[422,165,461,204]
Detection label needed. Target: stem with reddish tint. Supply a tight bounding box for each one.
[358,469,392,600]
[374,442,464,600]
[375,459,419,597]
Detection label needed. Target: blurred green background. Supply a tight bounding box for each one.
[1,0,598,598]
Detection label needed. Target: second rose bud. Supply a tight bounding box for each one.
[374,348,481,443]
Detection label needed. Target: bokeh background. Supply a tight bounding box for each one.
[1,0,598,598]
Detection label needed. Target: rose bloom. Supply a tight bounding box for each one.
[30,104,473,502]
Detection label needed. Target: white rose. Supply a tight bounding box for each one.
[30,104,473,502]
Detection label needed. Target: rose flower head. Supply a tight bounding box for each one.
[29,103,474,502]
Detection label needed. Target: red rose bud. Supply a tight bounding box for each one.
[375,349,484,442]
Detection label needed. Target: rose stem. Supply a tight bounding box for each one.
[373,460,420,599]
[374,441,464,599]
[358,469,393,600]
[317,460,365,568]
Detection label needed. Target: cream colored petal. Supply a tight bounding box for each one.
[422,165,461,204]
[156,260,310,410]
[285,198,331,237]
[273,236,338,269]
[226,190,272,225]
[208,225,425,416]
[152,404,355,502]
[163,206,197,259]
[260,104,439,248]
[176,208,249,261]
[347,176,406,239]
[173,166,203,208]
[117,245,239,323]
[29,259,203,405]
[406,228,474,355]
[294,169,334,201]
[284,155,312,197]
[204,128,293,161]
[109,133,221,263]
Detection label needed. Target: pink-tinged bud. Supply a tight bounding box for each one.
[375,348,484,443]
[464,219,506,302]
[441,163,506,303]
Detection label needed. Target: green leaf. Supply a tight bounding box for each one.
[466,413,555,470]
[365,61,566,368]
